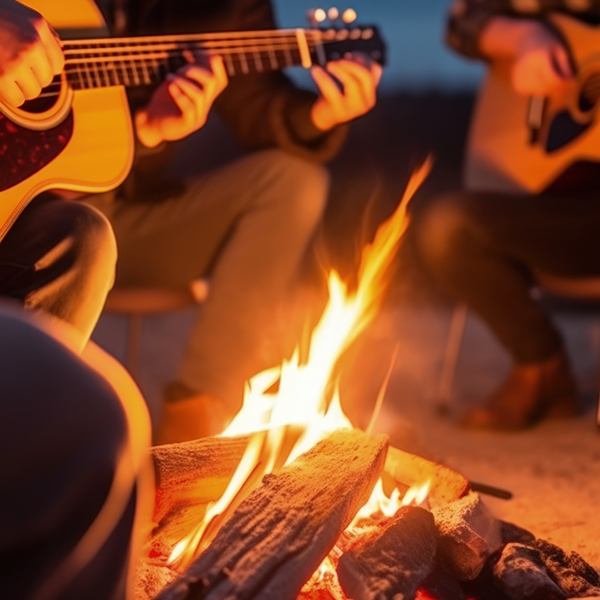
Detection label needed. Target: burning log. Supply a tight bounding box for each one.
[155,429,388,600]
[150,436,249,548]
[492,543,567,600]
[336,505,437,600]
[384,446,470,507]
[432,491,502,581]
[135,437,251,600]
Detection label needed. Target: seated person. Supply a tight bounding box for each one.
[87,0,382,443]
[0,304,153,600]
[0,0,116,352]
[410,0,600,429]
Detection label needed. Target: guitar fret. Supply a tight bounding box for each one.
[238,50,249,74]
[139,59,152,85]
[67,65,85,90]
[101,57,111,86]
[295,29,312,68]
[224,52,235,76]
[130,59,141,86]
[83,55,94,88]
[283,45,293,68]
[268,45,279,70]
[150,55,161,82]
[120,58,131,86]
[253,50,263,72]
[314,40,327,66]
[91,53,102,88]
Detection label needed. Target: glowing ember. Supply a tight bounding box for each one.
[169,158,433,570]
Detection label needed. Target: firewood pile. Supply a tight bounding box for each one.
[135,429,600,600]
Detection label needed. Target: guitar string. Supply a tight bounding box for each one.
[62,33,327,49]
[60,28,324,47]
[61,39,322,57]
[34,47,310,98]
[29,29,361,98]
[63,38,312,50]
[61,45,307,75]
[62,44,317,64]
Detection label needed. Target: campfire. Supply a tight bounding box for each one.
[135,160,600,600]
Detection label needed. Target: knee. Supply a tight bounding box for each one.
[66,202,118,284]
[260,150,330,230]
[411,193,473,273]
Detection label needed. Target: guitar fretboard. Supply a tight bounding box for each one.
[61,29,324,90]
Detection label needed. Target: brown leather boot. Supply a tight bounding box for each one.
[155,383,236,445]
[460,351,580,430]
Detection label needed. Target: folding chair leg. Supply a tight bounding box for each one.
[436,304,468,415]
[126,314,143,379]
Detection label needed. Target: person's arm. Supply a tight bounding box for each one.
[213,55,381,163]
[134,52,229,148]
[0,0,63,107]
[480,16,573,95]
[445,0,578,95]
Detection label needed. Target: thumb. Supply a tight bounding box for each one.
[552,45,574,80]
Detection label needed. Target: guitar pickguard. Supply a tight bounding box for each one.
[0,112,74,192]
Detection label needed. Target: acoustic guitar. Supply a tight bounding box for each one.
[465,13,600,194]
[0,0,385,241]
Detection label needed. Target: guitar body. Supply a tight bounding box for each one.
[465,14,600,194]
[0,0,133,241]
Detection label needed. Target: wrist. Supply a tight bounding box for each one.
[480,17,552,60]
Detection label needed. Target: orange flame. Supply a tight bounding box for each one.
[169,158,433,569]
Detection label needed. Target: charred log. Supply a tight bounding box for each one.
[336,506,437,600]
[155,429,388,600]
[534,539,600,598]
[420,564,468,600]
[432,491,502,581]
[500,521,536,546]
[492,543,567,600]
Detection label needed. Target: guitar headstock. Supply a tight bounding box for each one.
[308,7,387,66]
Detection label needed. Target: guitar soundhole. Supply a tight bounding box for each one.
[20,75,62,114]
[578,73,600,113]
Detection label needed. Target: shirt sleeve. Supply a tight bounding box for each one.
[209,0,347,163]
[214,72,347,164]
[446,0,600,60]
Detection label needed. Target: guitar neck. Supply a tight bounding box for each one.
[62,29,322,90]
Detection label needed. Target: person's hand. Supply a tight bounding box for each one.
[0,0,64,107]
[511,22,573,96]
[310,53,382,131]
[134,53,228,148]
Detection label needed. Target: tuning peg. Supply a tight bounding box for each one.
[342,8,357,24]
[327,7,340,20]
[307,8,327,26]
